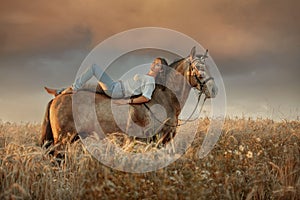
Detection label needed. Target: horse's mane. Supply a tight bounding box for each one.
[155,57,186,90]
[169,58,184,69]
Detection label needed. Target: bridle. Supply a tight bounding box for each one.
[143,52,215,127]
[194,72,214,92]
[187,51,215,95]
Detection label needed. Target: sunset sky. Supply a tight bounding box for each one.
[0,0,299,122]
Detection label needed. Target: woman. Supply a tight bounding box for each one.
[47,58,168,105]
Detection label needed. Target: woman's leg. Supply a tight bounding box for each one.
[73,64,114,90]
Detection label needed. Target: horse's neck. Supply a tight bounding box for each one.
[178,81,192,107]
[166,64,192,109]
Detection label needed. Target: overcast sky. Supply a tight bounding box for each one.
[0,0,299,122]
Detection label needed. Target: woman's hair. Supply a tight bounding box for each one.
[158,57,168,67]
[155,57,168,90]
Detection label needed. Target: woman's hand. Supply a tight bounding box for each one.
[112,96,150,105]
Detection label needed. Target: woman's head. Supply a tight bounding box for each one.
[152,57,168,90]
[151,57,168,73]
[157,57,168,67]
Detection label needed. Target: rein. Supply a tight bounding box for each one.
[143,91,207,127]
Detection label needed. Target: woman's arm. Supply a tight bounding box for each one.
[113,95,150,105]
[130,95,150,104]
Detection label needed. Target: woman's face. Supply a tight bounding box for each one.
[150,58,163,72]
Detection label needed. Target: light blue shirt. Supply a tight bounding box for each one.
[123,74,155,100]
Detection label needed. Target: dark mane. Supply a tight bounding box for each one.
[155,57,186,90]
[169,58,184,69]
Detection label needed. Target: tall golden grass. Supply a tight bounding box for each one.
[0,118,299,199]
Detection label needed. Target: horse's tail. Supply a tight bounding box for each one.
[40,99,54,148]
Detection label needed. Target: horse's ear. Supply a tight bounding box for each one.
[189,46,196,61]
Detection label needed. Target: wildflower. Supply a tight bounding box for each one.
[234,150,241,155]
[236,170,242,176]
[257,150,263,156]
[200,170,210,180]
[239,145,245,152]
[246,151,253,158]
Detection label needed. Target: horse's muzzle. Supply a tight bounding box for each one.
[205,85,218,99]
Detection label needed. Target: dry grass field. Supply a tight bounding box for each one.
[0,118,299,199]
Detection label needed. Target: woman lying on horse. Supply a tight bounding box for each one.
[45,57,169,104]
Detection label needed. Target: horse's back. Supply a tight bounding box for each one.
[47,88,179,144]
[49,91,122,142]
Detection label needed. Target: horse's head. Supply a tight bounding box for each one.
[183,47,218,99]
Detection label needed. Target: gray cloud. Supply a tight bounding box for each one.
[0,0,299,121]
[1,0,299,57]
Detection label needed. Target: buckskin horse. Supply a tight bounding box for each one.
[41,47,217,148]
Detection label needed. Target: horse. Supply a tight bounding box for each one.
[41,47,217,148]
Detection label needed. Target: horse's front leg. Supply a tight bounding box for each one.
[125,105,151,138]
[155,117,177,146]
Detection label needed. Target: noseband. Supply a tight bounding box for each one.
[186,57,214,93]
[194,75,214,91]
